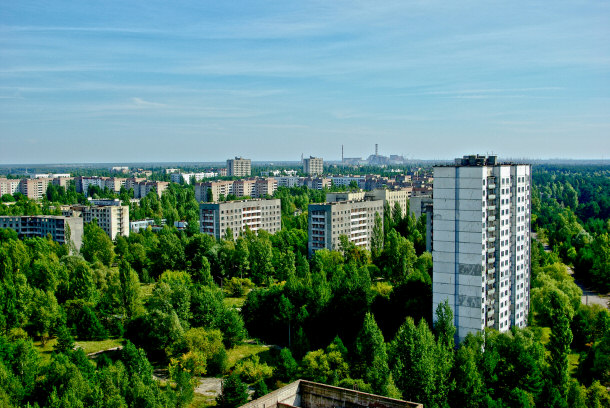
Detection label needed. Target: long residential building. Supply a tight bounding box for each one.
[0,215,84,250]
[227,157,251,177]
[0,177,75,200]
[194,178,278,202]
[199,199,281,240]
[432,155,531,342]
[365,188,412,217]
[308,200,384,256]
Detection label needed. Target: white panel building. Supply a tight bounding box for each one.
[432,155,531,342]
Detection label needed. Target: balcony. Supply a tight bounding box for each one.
[487,288,495,296]
[488,194,496,200]
[488,226,495,232]
[487,319,495,327]
[488,184,496,189]
[487,278,495,285]
[487,236,496,243]
[487,215,496,222]
[488,205,496,211]
[487,247,495,254]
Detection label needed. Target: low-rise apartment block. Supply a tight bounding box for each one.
[227,157,251,177]
[200,199,281,240]
[0,215,84,250]
[303,156,324,176]
[308,200,384,256]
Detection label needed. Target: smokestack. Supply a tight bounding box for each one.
[375,144,378,156]
[342,145,344,162]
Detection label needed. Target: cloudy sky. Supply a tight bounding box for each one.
[1,1,609,163]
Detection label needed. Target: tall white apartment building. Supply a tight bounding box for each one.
[365,188,411,217]
[432,155,531,342]
[199,199,281,240]
[303,156,324,176]
[82,205,130,239]
[227,157,252,177]
[308,200,384,256]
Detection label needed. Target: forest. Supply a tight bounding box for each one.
[0,166,609,408]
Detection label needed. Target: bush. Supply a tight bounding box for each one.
[224,278,254,298]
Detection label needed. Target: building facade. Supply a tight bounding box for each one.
[365,188,412,217]
[0,215,84,250]
[227,157,251,177]
[308,200,384,256]
[82,205,130,239]
[199,199,281,240]
[303,156,324,176]
[432,155,531,342]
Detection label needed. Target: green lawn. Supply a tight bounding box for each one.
[227,342,270,368]
[190,393,217,408]
[140,283,155,298]
[568,353,580,375]
[34,337,123,361]
[223,297,246,309]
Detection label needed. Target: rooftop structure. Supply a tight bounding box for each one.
[239,380,422,408]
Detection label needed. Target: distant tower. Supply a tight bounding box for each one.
[375,144,378,156]
[341,145,344,163]
[301,153,304,163]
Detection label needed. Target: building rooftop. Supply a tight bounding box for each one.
[239,380,422,408]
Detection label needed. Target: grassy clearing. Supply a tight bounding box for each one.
[227,343,270,368]
[190,393,217,408]
[34,338,123,360]
[539,327,552,345]
[140,283,155,298]
[568,353,580,375]
[223,297,246,309]
[75,338,123,354]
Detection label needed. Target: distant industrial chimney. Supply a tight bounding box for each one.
[375,144,378,156]
[341,145,344,162]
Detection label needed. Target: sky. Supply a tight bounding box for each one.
[1,1,609,164]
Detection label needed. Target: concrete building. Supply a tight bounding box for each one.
[130,219,155,233]
[0,178,23,197]
[432,154,531,342]
[276,176,300,188]
[134,181,168,199]
[227,157,251,177]
[239,380,422,408]
[82,205,130,239]
[325,191,366,202]
[200,199,281,240]
[170,172,217,184]
[308,200,383,256]
[303,156,324,176]
[365,188,412,217]
[195,180,234,202]
[0,215,84,250]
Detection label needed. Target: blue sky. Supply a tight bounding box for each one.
[1,1,609,163]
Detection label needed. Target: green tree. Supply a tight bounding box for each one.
[217,373,248,408]
[354,313,389,395]
[119,260,141,320]
[81,221,115,266]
